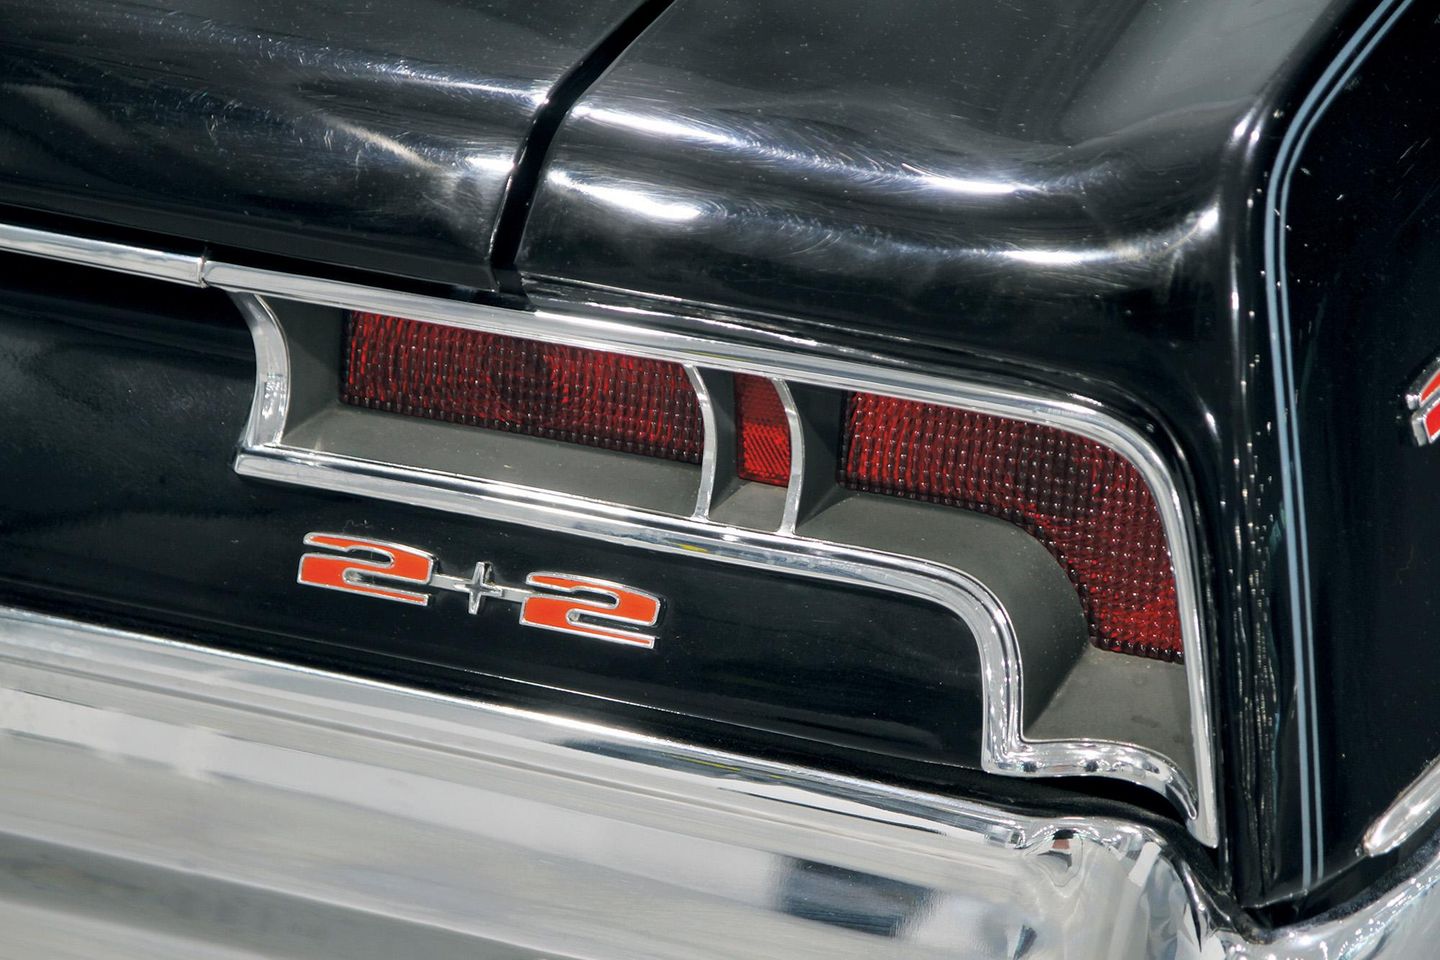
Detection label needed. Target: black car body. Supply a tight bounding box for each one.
[3,0,1440,956]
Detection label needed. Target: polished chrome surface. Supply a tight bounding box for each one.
[1228,837,1440,959]
[0,221,1217,846]
[232,295,289,447]
[1366,756,1440,857]
[0,221,203,285]
[13,606,1440,957]
[684,363,721,519]
[233,282,1213,843]
[0,605,1220,959]
[774,376,807,535]
[1404,356,1440,447]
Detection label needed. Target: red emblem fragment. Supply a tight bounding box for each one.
[1406,360,1440,446]
[297,533,662,648]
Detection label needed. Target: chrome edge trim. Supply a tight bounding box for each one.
[0,605,1226,959]
[1403,357,1440,411]
[232,284,1212,842]
[13,606,1440,958]
[1404,356,1440,447]
[0,225,1217,847]
[684,363,718,519]
[774,377,806,535]
[0,221,204,285]
[1366,756,1440,856]
[234,293,289,448]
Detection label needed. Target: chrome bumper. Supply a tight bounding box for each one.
[0,607,1436,959]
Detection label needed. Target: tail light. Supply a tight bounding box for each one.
[732,374,792,486]
[234,288,1212,842]
[840,393,1183,661]
[342,312,703,462]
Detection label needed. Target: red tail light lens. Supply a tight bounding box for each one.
[733,374,791,486]
[342,312,703,462]
[840,393,1183,661]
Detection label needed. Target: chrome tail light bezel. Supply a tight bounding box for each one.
[222,267,1217,846]
[0,221,1218,845]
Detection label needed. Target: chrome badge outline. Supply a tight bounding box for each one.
[229,286,1214,846]
[0,220,1219,848]
[1406,358,1440,446]
[297,532,663,648]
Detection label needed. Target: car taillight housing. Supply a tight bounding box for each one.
[733,374,791,486]
[840,393,1183,661]
[342,312,704,462]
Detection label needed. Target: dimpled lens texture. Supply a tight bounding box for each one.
[840,393,1183,661]
[733,374,792,485]
[343,312,703,462]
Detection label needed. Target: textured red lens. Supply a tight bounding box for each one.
[342,312,703,462]
[733,374,791,486]
[840,394,1183,661]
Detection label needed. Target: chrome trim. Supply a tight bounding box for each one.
[233,294,289,448]
[0,223,1217,847]
[520,571,663,648]
[684,363,719,519]
[1366,756,1440,856]
[432,561,532,613]
[13,606,1440,958]
[774,377,806,535]
[0,221,205,285]
[1404,356,1440,447]
[296,532,436,607]
[234,279,1215,844]
[1403,356,1440,411]
[0,606,1226,959]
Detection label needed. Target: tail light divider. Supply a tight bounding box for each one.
[0,224,1218,847]
[685,366,731,521]
[221,269,1216,847]
[774,378,806,534]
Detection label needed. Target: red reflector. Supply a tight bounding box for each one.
[840,394,1183,662]
[342,312,703,462]
[733,374,792,486]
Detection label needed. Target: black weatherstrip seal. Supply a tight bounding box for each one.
[489,0,678,297]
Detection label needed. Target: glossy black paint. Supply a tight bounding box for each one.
[1275,4,1440,908]
[0,0,648,289]
[516,0,1424,906]
[0,0,1434,915]
[0,255,994,779]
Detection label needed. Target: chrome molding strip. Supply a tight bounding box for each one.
[12,606,1440,959]
[683,364,719,519]
[0,223,1217,847]
[1366,756,1440,856]
[227,277,1216,844]
[774,377,806,535]
[0,605,1227,960]
[237,294,289,447]
[0,220,204,285]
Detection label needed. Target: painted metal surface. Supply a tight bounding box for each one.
[0,218,1219,838]
[517,0,1362,900]
[0,0,1438,918]
[0,0,650,288]
[0,606,1216,960]
[1271,0,1440,886]
[10,607,1440,958]
[516,0,1440,905]
[0,254,1005,813]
